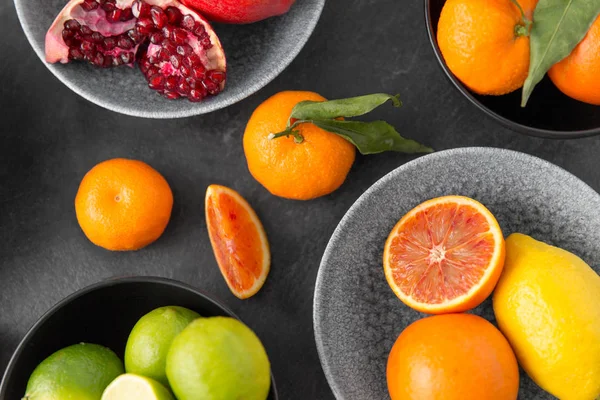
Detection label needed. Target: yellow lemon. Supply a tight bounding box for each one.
[493,233,600,400]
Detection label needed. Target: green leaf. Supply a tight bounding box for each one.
[521,0,600,106]
[308,120,433,155]
[288,93,401,125]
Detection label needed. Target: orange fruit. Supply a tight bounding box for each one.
[548,14,600,105]
[243,91,356,200]
[75,158,173,251]
[437,0,537,95]
[383,195,505,314]
[387,313,519,400]
[205,184,270,299]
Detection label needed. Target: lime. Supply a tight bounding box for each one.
[23,343,124,400]
[101,374,174,400]
[166,316,271,400]
[124,306,200,388]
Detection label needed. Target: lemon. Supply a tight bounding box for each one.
[124,306,200,388]
[23,343,124,400]
[493,233,600,400]
[166,316,271,400]
[101,374,174,400]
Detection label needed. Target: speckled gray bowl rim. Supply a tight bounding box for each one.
[313,147,600,399]
[13,0,325,118]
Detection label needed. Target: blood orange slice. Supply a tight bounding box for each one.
[205,184,270,299]
[383,195,505,314]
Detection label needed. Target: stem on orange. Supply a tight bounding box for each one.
[511,0,532,37]
[268,122,305,144]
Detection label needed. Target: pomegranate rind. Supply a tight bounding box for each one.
[45,0,137,63]
[180,0,295,24]
[383,195,505,314]
[205,184,270,299]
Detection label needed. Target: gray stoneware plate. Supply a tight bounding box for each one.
[314,147,600,400]
[14,0,324,118]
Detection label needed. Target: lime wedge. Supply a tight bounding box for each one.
[101,374,174,400]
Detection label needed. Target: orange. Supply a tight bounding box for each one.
[243,91,356,200]
[437,0,537,95]
[205,184,270,299]
[387,314,519,400]
[383,195,505,314]
[75,158,173,251]
[548,14,600,105]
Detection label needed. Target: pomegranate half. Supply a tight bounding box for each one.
[45,0,226,101]
[180,0,295,24]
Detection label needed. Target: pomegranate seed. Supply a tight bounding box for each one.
[180,64,190,76]
[157,48,170,61]
[162,26,174,39]
[150,32,163,44]
[202,79,219,95]
[113,56,125,66]
[165,6,182,25]
[107,9,122,22]
[146,67,158,77]
[165,76,178,90]
[102,55,113,67]
[80,25,92,35]
[169,54,181,69]
[207,70,225,84]
[120,52,134,64]
[185,76,198,88]
[68,47,84,60]
[62,29,73,40]
[162,40,176,55]
[164,91,180,99]
[150,6,167,28]
[127,29,145,43]
[148,54,160,64]
[136,18,155,35]
[148,74,165,90]
[138,2,151,17]
[172,28,187,44]
[120,7,133,21]
[181,15,195,31]
[192,64,205,79]
[103,37,116,50]
[188,89,205,102]
[176,44,192,56]
[80,41,95,52]
[92,52,105,66]
[200,36,212,49]
[90,32,103,43]
[177,79,190,95]
[193,24,205,36]
[64,19,80,31]
[117,35,134,49]
[102,0,116,12]
[80,0,98,11]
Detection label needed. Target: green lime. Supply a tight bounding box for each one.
[101,374,174,400]
[124,306,200,388]
[23,343,124,400]
[166,316,271,400]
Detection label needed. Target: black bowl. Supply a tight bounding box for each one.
[425,0,600,138]
[0,277,278,400]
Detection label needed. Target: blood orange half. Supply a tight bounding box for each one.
[383,195,505,314]
[205,184,270,299]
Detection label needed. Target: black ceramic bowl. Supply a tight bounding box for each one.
[425,0,600,138]
[0,277,278,400]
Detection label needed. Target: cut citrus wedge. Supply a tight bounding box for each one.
[205,184,271,299]
[101,374,174,400]
[383,195,505,314]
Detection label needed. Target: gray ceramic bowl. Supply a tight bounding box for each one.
[314,147,600,399]
[14,0,324,118]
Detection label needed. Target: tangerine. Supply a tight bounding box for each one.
[548,14,600,105]
[243,91,356,200]
[437,0,537,95]
[75,158,173,251]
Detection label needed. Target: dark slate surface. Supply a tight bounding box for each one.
[1,0,599,399]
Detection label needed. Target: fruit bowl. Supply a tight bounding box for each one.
[425,0,600,138]
[0,276,279,399]
[13,0,324,118]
